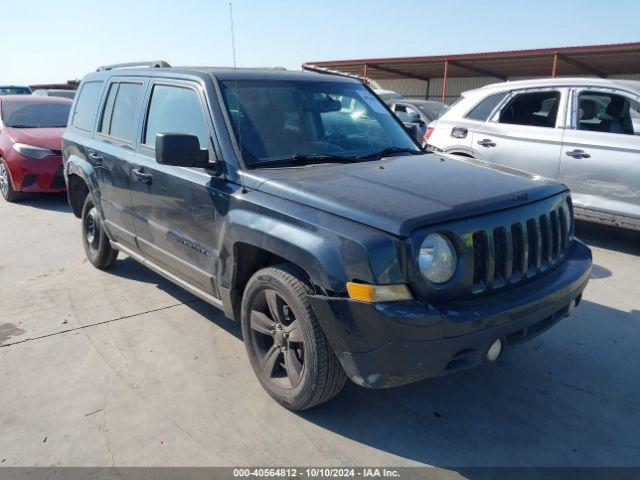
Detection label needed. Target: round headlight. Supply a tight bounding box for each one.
[419,233,457,284]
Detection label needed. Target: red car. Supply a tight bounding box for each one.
[0,95,72,202]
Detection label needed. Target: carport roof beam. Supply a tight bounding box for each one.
[303,42,640,82]
[557,54,607,78]
[366,63,432,82]
[447,60,507,81]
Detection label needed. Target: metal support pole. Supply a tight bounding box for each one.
[363,63,368,84]
[551,51,558,77]
[441,59,449,103]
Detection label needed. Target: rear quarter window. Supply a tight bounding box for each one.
[71,81,104,131]
[465,92,508,121]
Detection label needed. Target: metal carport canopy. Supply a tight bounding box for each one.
[302,42,640,101]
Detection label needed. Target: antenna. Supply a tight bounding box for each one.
[228,2,247,193]
[229,2,238,71]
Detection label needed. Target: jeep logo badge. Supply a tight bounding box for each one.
[513,192,529,202]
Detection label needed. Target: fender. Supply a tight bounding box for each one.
[63,147,105,218]
[218,202,408,294]
[444,147,476,158]
[65,154,96,189]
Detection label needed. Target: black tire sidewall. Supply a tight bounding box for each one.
[81,194,115,268]
[241,268,319,409]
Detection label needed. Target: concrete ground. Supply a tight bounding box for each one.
[0,193,639,468]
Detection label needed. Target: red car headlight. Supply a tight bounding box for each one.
[13,143,57,160]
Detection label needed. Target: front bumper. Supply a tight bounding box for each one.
[308,240,592,388]
[6,152,65,193]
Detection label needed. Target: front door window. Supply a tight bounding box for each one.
[577,91,640,136]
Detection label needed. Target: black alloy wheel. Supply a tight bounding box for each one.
[248,288,305,389]
[241,264,347,410]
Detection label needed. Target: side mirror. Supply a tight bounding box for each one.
[155,133,210,167]
[408,112,422,123]
[405,123,423,142]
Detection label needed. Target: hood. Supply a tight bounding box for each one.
[5,127,65,152]
[247,154,567,237]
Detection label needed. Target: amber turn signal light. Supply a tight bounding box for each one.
[346,282,412,303]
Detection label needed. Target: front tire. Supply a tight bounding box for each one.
[81,193,118,269]
[241,264,347,410]
[0,158,24,203]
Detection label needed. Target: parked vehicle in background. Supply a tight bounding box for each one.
[63,62,590,410]
[387,99,448,141]
[373,88,404,102]
[425,78,640,231]
[33,89,76,99]
[0,95,71,201]
[0,86,32,95]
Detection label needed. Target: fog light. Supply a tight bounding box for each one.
[487,339,503,362]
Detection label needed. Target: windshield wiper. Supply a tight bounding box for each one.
[7,124,37,128]
[355,147,423,160]
[252,154,359,168]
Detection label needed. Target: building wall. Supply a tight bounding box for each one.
[29,81,79,91]
[377,74,640,104]
[373,78,431,98]
[376,76,509,103]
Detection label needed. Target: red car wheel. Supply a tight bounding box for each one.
[0,159,23,202]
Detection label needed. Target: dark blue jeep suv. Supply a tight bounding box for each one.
[63,61,592,410]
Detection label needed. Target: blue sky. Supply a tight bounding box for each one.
[2,0,639,85]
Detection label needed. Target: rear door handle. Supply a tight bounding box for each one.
[477,138,496,147]
[566,149,591,159]
[87,152,103,165]
[132,168,153,185]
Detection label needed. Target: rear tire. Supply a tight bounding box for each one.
[241,263,347,410]
[81,193,118,269]
[0,158,24,203]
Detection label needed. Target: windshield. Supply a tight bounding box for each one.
[0,86,31,95]
[41,90,76,99]
[219,79,420,167]
[376,91,404,101]
[1,101,71,128]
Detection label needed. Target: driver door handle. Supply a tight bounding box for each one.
[566,149,591,159]
[132,167,153,185]
[477,138,496,147]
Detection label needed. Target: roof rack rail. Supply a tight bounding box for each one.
[96,60,171,72]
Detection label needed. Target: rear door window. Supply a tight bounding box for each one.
[99,82,144,142]
[499,91,561,128]
[143,84,209,149]
[71,81,104,131]
[465,92,508,121]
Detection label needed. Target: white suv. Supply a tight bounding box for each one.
[425,78,640,231]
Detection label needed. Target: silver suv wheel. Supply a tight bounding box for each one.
[0,162,9,197]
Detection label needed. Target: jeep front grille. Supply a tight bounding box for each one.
[471,201,571,294]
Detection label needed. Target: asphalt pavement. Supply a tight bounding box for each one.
[1,193,639,468]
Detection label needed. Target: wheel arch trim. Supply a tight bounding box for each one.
[65,155,100,218]
[221,210,349,294]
